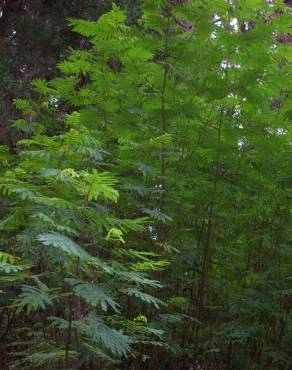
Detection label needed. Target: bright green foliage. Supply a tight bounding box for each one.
[0,1,291,369]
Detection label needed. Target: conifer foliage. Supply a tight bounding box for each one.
[0,1,291,369]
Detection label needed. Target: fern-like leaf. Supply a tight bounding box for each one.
[76,313,130,357]
[37,232,90,259]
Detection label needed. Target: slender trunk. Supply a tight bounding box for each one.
[157,62,169,242]
[194,201,214,347]
[64,296,73,370]
[149,11,170,370]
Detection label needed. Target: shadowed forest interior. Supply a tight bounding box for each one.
[0,1,291,369]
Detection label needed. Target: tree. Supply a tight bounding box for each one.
[0,1,291,369]
[0,0,140,145]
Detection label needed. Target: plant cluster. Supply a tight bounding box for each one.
[0,1,291,369]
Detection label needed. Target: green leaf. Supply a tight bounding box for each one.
[67,279,120,313]
[122,288,166,309]
[77,313,130,357]
[37,232,90,260]
[14,281,54,314]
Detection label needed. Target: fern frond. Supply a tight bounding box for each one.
[106,228,125,244]
[76,313,130,357]
[66,279,120,313]
[0,251,31,275]
[117,271,162,288]
[14,281,54,314]
[69,4,128,41]
[37,232,90,260]
[24,349,77,368]
[122,288,166,309]
[80,169,119,203]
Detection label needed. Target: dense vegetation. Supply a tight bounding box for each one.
[0,1,291,369]
[0,0,140,145]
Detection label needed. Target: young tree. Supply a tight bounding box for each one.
[0,1,291,369]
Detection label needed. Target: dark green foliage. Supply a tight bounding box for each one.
[0,1,291,369]
[0,0,140,145]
